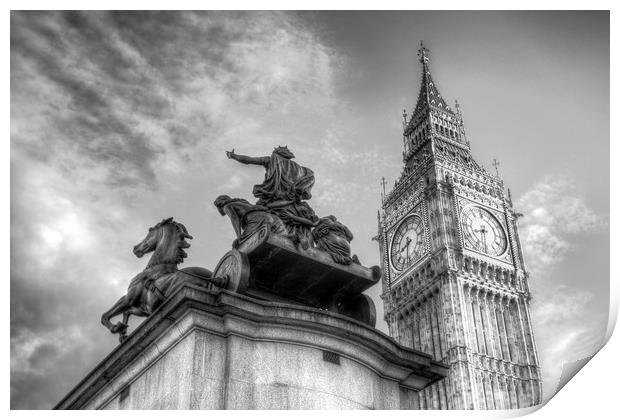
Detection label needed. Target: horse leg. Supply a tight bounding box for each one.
[117,311,131,342]
[101,284,142,334]
[101,295,130,333]
[117,307,148,343]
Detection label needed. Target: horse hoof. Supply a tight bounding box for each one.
[112,322,128,334]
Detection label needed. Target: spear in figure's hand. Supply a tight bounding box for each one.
[225,148,235,159]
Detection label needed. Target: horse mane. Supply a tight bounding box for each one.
[170,220,192,264]
[147,218,192,267]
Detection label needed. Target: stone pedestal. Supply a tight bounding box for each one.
[56,284,447,409]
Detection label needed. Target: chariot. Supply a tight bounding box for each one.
[213,226,381,327]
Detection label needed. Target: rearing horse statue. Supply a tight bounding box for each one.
[101,217,222,342]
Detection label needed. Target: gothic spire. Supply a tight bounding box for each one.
[419,40,430,77]
[404,41,452,137]
[400,42,477,172]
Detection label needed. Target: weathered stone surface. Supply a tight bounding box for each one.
[56,283,447,410]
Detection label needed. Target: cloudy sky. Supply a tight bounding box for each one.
[10,11,609,409]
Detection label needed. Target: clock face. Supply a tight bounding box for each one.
[461,206,507,256]
[390,216,425,271]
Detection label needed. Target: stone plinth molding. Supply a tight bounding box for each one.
[56,284,447,409]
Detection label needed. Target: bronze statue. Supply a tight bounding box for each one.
[313,215,360,265]
[101,217,222,342]
[225,146,318,249]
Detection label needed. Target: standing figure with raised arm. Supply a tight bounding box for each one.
[226,146,315,204]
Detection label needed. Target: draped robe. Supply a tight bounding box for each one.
[252,152,315,204]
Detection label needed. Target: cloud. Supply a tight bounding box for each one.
[516,174,607,400]
[11,11,344,191]
[533,285,594,325]
[531,285,606,400]
[517,174,604,273]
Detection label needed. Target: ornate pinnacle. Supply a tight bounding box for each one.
[418,40,430,65]
[492,158,500,177]
[381,176,387,199]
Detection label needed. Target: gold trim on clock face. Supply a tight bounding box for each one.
[461,206,507,256]
[390,215,425,271]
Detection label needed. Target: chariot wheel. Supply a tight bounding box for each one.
[213,249,250,294]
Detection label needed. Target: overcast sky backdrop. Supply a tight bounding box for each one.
[10,11,609,409]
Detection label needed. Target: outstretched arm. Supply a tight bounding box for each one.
[226,149,269,166]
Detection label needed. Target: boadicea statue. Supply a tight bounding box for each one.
[100,146,381,343]
[100,217,226,342]
[214,146,380,326]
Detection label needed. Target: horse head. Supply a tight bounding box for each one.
[134,217,193,266]
[133,217,170,257]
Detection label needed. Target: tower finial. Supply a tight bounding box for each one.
[418,40,430,66]
[492,158,500,177]
[402,109,408,129]
[380,176,388,204]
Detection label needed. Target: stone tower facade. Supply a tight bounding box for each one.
[376,43,542,409]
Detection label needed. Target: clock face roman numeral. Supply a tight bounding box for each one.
[390,216,425,271]
[461,206,507,257]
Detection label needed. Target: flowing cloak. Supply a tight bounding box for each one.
[253,153,315,204]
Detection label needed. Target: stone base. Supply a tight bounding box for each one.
[55,284,447,409]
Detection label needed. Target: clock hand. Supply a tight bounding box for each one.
[399,236,412,254]
[473,225,488,252]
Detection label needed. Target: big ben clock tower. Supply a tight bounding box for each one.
[377,42,542,409]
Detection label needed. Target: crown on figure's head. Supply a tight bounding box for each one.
[274,145,295,159]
